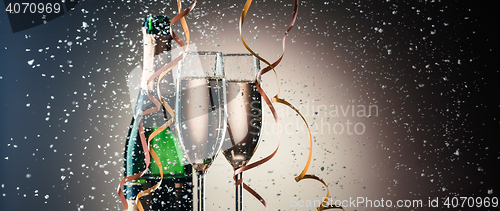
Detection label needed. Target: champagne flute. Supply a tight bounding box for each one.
[174,51,226,211]
[221,53,262,211]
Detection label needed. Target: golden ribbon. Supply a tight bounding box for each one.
[117,0,345,210]
[117,0,196,210]
[237,0,344,210]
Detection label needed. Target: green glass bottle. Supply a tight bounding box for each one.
[123,15,193,211]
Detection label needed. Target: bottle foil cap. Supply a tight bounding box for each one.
[143,15,170,37]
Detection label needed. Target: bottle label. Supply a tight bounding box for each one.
[148,127,186,178]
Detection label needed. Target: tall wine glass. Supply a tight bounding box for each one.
[221,53,262,211]
[175,51,226,211]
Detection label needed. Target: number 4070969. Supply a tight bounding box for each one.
[5,3,61,14]
[443,197,498,208]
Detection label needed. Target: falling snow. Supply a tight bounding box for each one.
[0,0,497,210]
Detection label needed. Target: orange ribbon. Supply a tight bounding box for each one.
[237,0,344,210]
[117,0,196,210]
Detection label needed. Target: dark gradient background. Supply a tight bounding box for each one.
[0,0,498,210]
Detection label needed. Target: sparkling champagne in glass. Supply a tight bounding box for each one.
[221,53,262,211]
[174,51,226,211]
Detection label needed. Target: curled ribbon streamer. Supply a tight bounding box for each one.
[117,0,196,210]
[275,99,344,211]
[237,0,344,210]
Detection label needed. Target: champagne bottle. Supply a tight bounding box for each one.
[124,15,193,211]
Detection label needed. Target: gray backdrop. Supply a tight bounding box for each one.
[0,0,498,210]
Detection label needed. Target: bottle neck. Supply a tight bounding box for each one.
[141,27,172,90]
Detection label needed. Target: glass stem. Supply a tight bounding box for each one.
[235,171,243,211]
[196,171,205,211]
